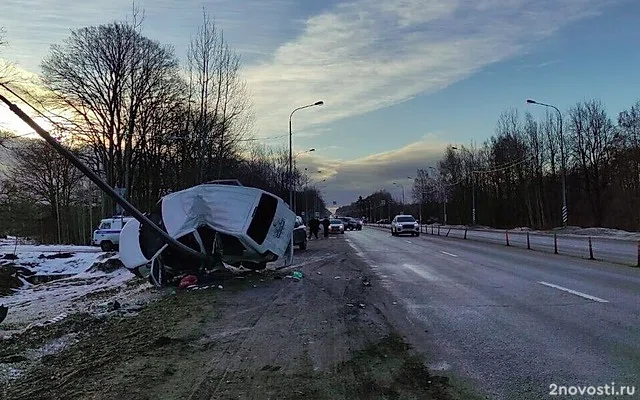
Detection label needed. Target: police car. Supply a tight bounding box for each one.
[92,216,134,251]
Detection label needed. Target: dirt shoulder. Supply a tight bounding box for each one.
[3,236,466,400]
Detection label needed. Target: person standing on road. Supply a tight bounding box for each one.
[321,217,330,238]
[308,217,320,240]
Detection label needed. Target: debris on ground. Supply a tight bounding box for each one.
[38,252,74,260]
[0,304,7,324]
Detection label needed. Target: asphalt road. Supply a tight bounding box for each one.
[345,227,640,399]
[376,224,638,266]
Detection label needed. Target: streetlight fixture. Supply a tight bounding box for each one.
[527,99,567,226]
[289,101,324,213]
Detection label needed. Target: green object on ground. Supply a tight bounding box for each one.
[292,271,303,279]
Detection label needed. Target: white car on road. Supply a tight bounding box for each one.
[391,215,420,237]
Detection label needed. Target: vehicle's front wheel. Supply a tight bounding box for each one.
[299,240,307,250]
[100,241,114,252]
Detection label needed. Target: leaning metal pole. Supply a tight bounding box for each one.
[0,93,208,262]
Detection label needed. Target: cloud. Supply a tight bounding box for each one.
[244,0,617,136]
[296,134,447,205]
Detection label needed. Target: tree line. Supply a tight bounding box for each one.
[0,12,326,244]
[342,99,640,231]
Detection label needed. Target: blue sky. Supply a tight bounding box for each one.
[1,0,639,207]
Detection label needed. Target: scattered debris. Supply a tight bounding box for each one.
[2,254,18,260]
[317,271,322,275]
[38,252,74,260]
[358,303,365,308]
[334,276,341,280]
[0,304,7,324]
[346,303,355,307]
[86,256,125,274]
[109,300,121,311]
[178,275,198,290]
[0,355,28,363]
[217,285,223,289]
[292,271,303,280]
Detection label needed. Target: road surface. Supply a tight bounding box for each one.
[346,227,640,399]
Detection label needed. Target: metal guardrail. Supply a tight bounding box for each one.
[365,223,640,267]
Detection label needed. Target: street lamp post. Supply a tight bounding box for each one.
[527,99,567,226]
[472,171,477,225]
[289,101,323,213]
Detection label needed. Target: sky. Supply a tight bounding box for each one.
[1,0,640,208]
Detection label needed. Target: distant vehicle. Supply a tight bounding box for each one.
[338,217,358,231]
[376,219,390,224]
[353,218,363,230]
[391,215,420,237]
[293,216,308,250]
[328,219,345,234]
[92,216,134,251]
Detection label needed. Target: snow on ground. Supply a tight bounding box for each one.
[1,268,154,334]
[0,241,157,335]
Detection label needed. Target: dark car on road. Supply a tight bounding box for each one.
[338,217,358,231]
[350,217,363,230]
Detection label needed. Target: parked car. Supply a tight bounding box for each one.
[92,216,134,251]
[328,219,345,234]
[391,215,420,237]
[293,216,308,250]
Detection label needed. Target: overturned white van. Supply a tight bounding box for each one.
[119,183,296,286]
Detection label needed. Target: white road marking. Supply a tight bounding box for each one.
[404,240,412,244]
[440,251,458,257]
[537,281,609,303]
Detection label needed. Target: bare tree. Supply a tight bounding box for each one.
[40,15,182,213]
[6,138,84,243]
[567,100,617,226]
[185,10,252,183]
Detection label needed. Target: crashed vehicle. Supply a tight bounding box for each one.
[119,183,296,287]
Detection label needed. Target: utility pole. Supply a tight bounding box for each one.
[527,99,567,226]
[472,172,476,225]
[288,101,323,212]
